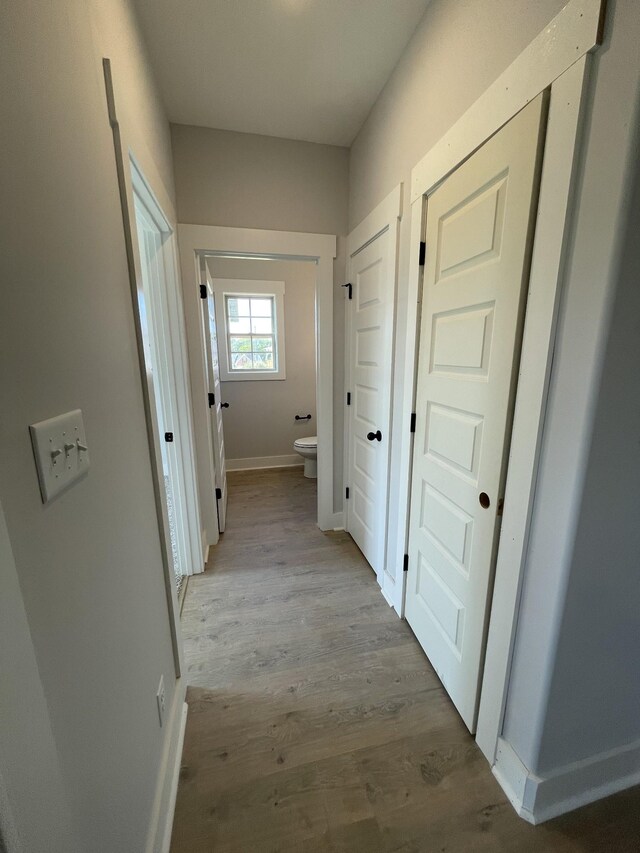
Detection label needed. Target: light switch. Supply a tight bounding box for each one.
[29,409,90,503]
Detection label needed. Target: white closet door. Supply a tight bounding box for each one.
[405,95,546,731]
[200,258,228,533]
[345,226,396,581]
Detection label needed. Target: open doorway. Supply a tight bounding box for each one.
[206,256,318,483]
[178,225,338,540]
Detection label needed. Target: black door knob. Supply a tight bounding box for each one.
[367,430,382,442]
[221,402,230,408]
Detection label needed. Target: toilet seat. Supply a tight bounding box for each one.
[294,435,317,449]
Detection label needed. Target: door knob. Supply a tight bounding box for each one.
[479,492,491,509]
[221,402,230,408]
[367,430,382,442]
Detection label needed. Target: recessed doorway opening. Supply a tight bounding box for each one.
[178,225,338,547]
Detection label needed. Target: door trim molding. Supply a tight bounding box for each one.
[410,0,604,203]
[391,0,604,781]
[103,58,184,678]
[178,224,337,531]
[344,184,402,596]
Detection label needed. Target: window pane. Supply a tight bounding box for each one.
[250,298,272,317]
[228,316,251,334]
[230,336,252,352]
[251,316,272,334]
[231,352,253,370]
[252,337,273,353]
[253,352,274,370]
[227,297,250,318]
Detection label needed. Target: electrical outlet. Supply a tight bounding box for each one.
[156,675,166,727]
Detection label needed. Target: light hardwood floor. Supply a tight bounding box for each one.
[171,468,640,852]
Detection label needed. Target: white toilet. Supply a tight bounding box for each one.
[293,435,317,479]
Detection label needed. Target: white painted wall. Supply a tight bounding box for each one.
[171,125,349,510]
[207,257,317,462]
[0,1,183,849]
[350,0,640,792]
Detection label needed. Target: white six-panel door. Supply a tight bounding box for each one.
[405,95,546,731]
[345,223,396,581]
[200,258,228,533]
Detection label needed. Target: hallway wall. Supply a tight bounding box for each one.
[207,256,317,464]
[171,125,349,511]
[0,1,182,850]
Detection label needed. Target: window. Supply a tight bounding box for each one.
[213,279,286,380]
[226,295,276,371]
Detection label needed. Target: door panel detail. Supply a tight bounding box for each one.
[405,95,546,731]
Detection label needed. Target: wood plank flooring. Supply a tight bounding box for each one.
[171,468,640,852]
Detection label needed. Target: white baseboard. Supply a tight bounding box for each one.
[493,736,640,825]
[380,585,395,608]
[226,454,302,471]
[146,682,188,853]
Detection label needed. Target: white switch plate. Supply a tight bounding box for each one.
[29,409,90,503]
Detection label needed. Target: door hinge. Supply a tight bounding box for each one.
[164,432,174,443]
[342,282,352,300]
[403,554,409,572]
[215,487,222,500]
[418,241,426,266]
[199,284,207,299]
[208,392,215,407]
[345,486,350,500]
[346,391,351,406]
[410,412,416,433]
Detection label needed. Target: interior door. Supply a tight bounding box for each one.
[134,196,194,586]
[405,95,546,731]
[200,257,228,532]
[345,227,396,581]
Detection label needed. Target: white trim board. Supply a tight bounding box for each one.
[493,737,640,825]
[145,684,188,853]
[226,455,302,471]
[410,0,604,202]
[103,59,184,679]
[178,224,336,531]
[387,0,606,819]
[343,183,402,606]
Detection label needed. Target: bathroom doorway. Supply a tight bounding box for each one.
[179,225,339,535]
[206,256,318,486]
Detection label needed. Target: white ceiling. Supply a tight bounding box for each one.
[133,0,431,147]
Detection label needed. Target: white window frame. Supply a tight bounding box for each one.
[213,279,286,381]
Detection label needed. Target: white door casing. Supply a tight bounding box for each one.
[405,95,546,732]
[200,258,228,532]
[178,226,338,531]
[132,166,203,581]
[345,186,402,585]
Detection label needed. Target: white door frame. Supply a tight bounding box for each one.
[103,59,185,678]
[389,0,604,766]
[344,184,402,599]
[178,224,338,531]
[130,159,204,581]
